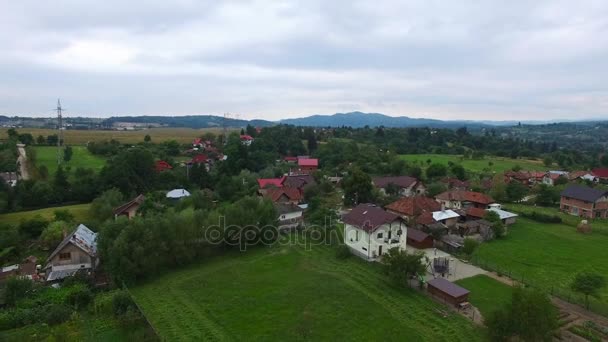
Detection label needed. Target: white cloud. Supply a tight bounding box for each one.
[1,0,608,121]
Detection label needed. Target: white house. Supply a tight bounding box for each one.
[275,203,304,231]
[342,204,407,261]
[372,176,426,197]
[543,171,569,186]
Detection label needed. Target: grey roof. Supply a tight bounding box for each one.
[167,188,191,199]
[373,176,418,188]
[561,185,608,203]
[46,224,97,263]
[428,277,470,297]
[274,203,304,215]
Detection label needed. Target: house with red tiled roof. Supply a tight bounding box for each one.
[373,176,425,197]
[263,187,303,205]
[283,156,298,163]
[342,204,406,260]
[441,177,470,190]
[543,171,569,186]
[298,158,318,173]
[240,135,254,146]
[435,190,494,210]
[190,154,209,164]
[385,197,440,223]
[592,168,608,182]
[113,194,145,220]
[504,171,546,186]
[155,160,172,172]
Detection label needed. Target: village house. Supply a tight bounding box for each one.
[432,209,461,228]
[464,205,518,226]
[263,188,302,205]
[155,160,172,172]
[435,190,494,210]
[504,171,546,187]
[275,203,304,231]
[543,171,569,186]
[45,224,98,282]
[343,204,406,261]
[385,196,441,224]
[0,256,39,283]
[256,174,315,197]
[297,158,318,173]
[441,177,470,190]
[113,194,145,220]
[592,168,608,183]
[373,176,425,197]
[406,229,434,249]
[560,185,608,219]
[240,134,254,146]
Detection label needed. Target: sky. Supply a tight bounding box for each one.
[1,0,608,121]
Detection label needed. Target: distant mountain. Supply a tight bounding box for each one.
[102,115,274,129]
[280,112,488,128]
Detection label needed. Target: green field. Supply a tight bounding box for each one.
[132,242,483,341]
[0,203,91,226]
[504,204,608,233]
[33,146,106,175]
[456,275,513,319]
[473,218,608,307]
[400,154,546,173]
[2,128,232,144]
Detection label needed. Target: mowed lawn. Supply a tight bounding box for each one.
[473,218,608,304]
[0,203,91,226]
[504,204,608,232]
[132,244,483,341]
[399,154,546,173]
[456,275,513,319]
[33,146,106,175]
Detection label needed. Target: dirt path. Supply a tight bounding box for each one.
[16,143,29,180]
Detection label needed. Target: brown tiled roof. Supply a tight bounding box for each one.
[342,204,400,232]
[465,207,486,219]
[265,188,302,202]
[416,211,436,225]
[385,197,440,216]
[407,229,431,243]
[373,176,418,188]
[436,190,494,205]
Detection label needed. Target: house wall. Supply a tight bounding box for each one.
[560,196,598,218]
[438,199,460,210]
[344,220,407,260]
[503,217,517,225]
[48,243,93,268]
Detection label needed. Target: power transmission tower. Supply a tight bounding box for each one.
[56,99,65,165]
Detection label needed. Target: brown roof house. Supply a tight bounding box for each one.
[113,194,145,220]
[435,191,494,210]
[275,203,304,231]
[385,197,441,225]
[45,224,99,282]
[342,204,406,261]
[560,185,608,219]
[373,176,425,197]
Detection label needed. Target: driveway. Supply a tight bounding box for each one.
[407,246,487,281]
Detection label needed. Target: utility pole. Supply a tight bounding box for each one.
[56,99,64,165]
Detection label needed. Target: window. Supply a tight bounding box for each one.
[59,252,71,260]
[377,232,383,239]
[355,230,359,241]
[362,247,367,251]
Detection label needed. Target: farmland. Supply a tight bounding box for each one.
[132,242,483,341]
[0,203,91,226]
[456,275,513,319]
[473,218,608,307]
[32,146,106,175]
[504,203,608,233]
[399,154,546,173]
[1,127,232,144]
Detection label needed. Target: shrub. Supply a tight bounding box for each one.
[45,304,73,325]
[335,245,351,260]
[462,238,479,256]
[112,290,136,316]
[520,211,562,223]
[65,285,93,310]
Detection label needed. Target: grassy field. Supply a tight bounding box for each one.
[504,203,608,233]
[33,146,106,175]
[2,128,231,144]
[132,242,483,341]
[473,218,608,306]
[400,154,546,173]
[0,203,91,226]
[456,275,513,319]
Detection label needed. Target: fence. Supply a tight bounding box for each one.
[470,255,608,318]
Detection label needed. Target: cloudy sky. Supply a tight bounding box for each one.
[2,0,608,121]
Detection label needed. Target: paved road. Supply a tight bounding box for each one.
[16,143,29,180]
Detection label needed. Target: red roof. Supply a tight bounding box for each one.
[155,160,173,172]
[191,154,209,164]
[298,158,318,167]
[465,207,486,219]
[264,188,302,202]
[385,197,440,217]
[193,138,202,145]
[257,177,285,189]
[436,191,494,205]
[592,168,608,178]
[416,211,436,225]
[240,135,254,141]
[284,156,298,162]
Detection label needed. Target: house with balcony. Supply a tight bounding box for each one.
[342,204,406,261]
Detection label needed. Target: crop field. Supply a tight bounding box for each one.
[399,154,546,173]
[132,243,483,341]
[0,203,91,226]
[473,218,608,307]
[1,127,232,144]
[33,146,106,175]
[456,275,513,319]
